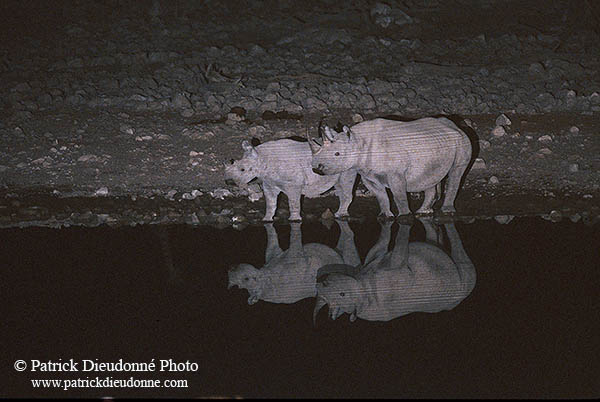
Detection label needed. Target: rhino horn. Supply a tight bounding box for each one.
[309,138,321,154]
[313,296,328,325]
[318,117,326,138]
[306,128,322,154]
[323,126,335,142]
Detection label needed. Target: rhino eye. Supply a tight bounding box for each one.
[335,152,340,156]
[241,168,245,172]
[229,159,235,164]
[340,292,345,297]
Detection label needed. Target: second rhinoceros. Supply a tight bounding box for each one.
[309,117,472,217]
[313,219,477,323]
[228,221,360,305]
[225,138,357,221]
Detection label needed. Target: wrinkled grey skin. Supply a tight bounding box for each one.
[224,139,357,221]
[309,117,472,217]
[313,218,476,323]
[228,221,360,305]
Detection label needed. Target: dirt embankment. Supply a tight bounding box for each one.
[0,0,599,227]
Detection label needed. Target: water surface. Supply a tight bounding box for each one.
[2,217,599,398]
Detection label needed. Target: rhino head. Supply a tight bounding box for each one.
[227,263,262,305]
[309,125,356,176]
[313,272,361,324]
[224,140,262,188]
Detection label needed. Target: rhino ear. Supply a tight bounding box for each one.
[323,126,335,142]
[241,139,253,152]
[342,126,353,140]
[241,140,258,158]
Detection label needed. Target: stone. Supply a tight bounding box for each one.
[495,113,512,126]
[181,108,195,117]
[549,210,563,222]
[78,154,99,163]
[491,126,507,137]
[529,62,545,73]
[227,112,244,122]
[186,213,200,225]
[248,125,266,137]
[266,82,280,92]
[211,188,233,199]
[472,158,487,170]
[94,187,109,197]
[172,92,192,109]
[494,215,514,224]
[321,208,335,220]
[538,147,552,155]
[352,113,364,123]
[488,176,499,185]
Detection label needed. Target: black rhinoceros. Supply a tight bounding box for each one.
[309,117,472,217]
[228,221,360,305]
[224,138,357,221]
[313,218,476,323]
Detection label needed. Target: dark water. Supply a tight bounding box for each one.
[2,217,599,398]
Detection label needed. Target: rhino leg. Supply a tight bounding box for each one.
[364,220,392,265]
[443,222,477,294]
[361,175,393,218]
[264,223,283,262]
[441,163,469,214]
[336,220,361,267]
[288,222,303,254]
[390,221,411,268]
[334,170,357,218]
[262,182,280,221]
[421,216,442,245]
[286,187,302,221]
[415,185,438,215]
[388,173,411,216]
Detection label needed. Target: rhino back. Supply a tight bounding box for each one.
[258,139,338,194]
[258,243,343,303]
[257,139,311,180]
[303,243,345,266]
[405,243,473,311]
[351,118,469,191]
[357,242,471,320]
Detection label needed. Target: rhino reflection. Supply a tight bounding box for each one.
[313,218,476,323]
[228,222,360,305]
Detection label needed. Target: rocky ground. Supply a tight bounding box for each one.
[1,0,599,228]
